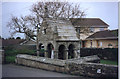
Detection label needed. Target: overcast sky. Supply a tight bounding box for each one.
[1,1,118,38]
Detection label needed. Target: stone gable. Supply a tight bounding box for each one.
[38,18,80,60]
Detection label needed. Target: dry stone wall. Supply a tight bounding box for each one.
[66,62,118,78]
[16,54,118,78]
[16,54,65,72]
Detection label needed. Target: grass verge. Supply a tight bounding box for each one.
[100,60,118,65]
[5,56,16,63]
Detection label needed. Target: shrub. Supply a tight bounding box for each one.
[80,48,118,61]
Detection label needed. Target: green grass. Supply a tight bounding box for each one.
[6,56,16,63]
[4,47,36,63]
[4,47,44,63]
[100,60,118,65]
[5,49,36,56]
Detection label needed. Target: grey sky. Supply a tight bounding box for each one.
[80,2,118,30]
[1,2,118,38]
[2,2,33,39]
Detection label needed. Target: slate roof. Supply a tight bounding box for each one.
[86,29,118,40]
[46,18,79,41]
[70,18,109,27]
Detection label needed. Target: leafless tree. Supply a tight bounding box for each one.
[7,15,37,40]
[31,2,86,18]
[7,2,87,56]
[7,2,86,40]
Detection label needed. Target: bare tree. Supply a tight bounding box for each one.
[31,2,86,19]
[7,16,36,40]
[7,2,86,40]
[7,2,86,56]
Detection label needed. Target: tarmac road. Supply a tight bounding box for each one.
[2,64,94,79]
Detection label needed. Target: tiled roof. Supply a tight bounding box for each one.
[86,29,118,40]
[70,18,109,27]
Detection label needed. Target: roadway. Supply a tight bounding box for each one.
[2,64,94,79]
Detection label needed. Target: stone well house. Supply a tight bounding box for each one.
[38,18,80,60]
[22,17,118,59]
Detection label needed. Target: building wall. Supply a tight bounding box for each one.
[94,27,108,32]
[84,40,97,48]
[80,33,93,40]
[104,27,108,30]
[76,26,108,40]
[85,39,118,48]
[94,27,101,32]
[97,39,118,48]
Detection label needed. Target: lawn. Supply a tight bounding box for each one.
[5,50,36,63]
[4,46,45,63]
[4,46,36,63]
[100,60,118,65]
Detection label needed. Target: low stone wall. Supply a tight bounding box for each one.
[66,55,100,63]
[16,54,118,78]
[16,54,65,72]
[66,62,118,78]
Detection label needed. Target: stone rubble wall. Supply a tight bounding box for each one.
[66,55,100,64]
[16,54,65,73]
[16,54,118,78]
[66,62,118,78]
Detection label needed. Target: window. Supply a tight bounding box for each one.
[100,28,104,31]
[90,27,94,32]
[99,42,102,47]
[108,43,112,46]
